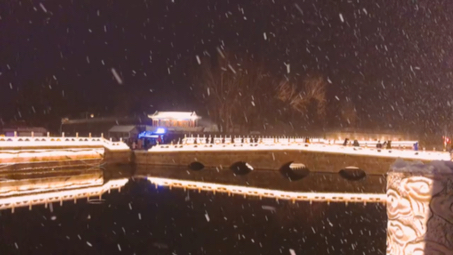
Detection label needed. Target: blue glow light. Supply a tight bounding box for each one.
[138,131,147,139]
[155,128,166,134]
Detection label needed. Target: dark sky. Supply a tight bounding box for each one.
[1,0,453,132]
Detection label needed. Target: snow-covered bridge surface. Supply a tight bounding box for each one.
[150,141,450,162]
[146,177,386,204]
[0,136,130,168]
[140,136,451,175]
[0,136,129,150]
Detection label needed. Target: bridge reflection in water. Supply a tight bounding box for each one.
[0,167,128,212]
[146,177,386,204]
[0,165,387,254]
[0,163,386,213]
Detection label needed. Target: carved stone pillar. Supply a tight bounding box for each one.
[386,160,453,254]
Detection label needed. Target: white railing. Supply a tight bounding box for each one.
[147,177,386,204]
[0,136,129,151]
[178,135,416,148]
[151,135,449,161]
[330,140,417,148]
[0,148,104,162]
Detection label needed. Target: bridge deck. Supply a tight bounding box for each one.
[150,143,450,161]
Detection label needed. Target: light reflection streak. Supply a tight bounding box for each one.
[146,177,386,204]
[0,174,104,197]
[0,179,128,212]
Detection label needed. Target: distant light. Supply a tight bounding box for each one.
[138,131,147,139]
[155,128,165,134]
[90,114,94,118]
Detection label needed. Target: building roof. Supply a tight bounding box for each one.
[62,117,141,125]
[2,127,47,132]
[148,111,201,120]
[108,125,137,133]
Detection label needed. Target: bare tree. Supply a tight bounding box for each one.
[276,76,327,118]
[340,100,357,127]
[195,50,267,132]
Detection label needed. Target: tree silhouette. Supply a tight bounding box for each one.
[195,50,269,132]
[275,76,327,127]
[340,100,358,128]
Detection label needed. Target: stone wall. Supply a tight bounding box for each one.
[386,160,453,254]
[104,149,132,165]
[134,150,429,175]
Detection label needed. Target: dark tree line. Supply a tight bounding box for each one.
[193,49,338,134]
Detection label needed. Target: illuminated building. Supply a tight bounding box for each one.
[148,111,201,130]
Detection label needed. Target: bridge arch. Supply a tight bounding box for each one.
[279,162,310,181]
[188,161,205,171]
[230,161,254,175]
[339,166,366,181]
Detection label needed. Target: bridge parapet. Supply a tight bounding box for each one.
[142,135,449,175]
[0,136,130,168]
[150,140,450,162]
[178,134,417,149]
[0,136,129,151]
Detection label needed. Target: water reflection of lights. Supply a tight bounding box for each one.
[0,179,128,212]
[0,174,104,197]
[147,177,386,204]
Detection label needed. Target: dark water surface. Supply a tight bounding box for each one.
[0,166,387,255]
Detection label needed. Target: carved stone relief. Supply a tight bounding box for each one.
[387,163,453,254]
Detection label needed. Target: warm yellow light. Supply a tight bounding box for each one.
[0,136,129,151]
[0,179,128,211]
[148,111,200,120]
[147,177,386,204]
[0,175,104,197]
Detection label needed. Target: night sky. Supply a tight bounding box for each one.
[1,0,453,133]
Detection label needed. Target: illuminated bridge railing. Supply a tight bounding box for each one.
[0,179,128,212]
[150,136,450,162]
[147,177,386,204]
[176,135,417,148]
[0,136,129,151]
